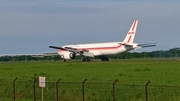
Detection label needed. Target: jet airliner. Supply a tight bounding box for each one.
[49,20,156,62]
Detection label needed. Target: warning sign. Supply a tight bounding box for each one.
[39,76,46,88]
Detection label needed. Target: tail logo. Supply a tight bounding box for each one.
[123,20,138,43]
[131,20,137,31]
[128,32,135,34]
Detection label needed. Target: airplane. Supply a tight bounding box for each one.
[49,20,156,62]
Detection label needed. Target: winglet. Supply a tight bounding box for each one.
[123,20,138,43]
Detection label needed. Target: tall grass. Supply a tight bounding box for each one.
[1,59,180,84]
[1,59,180,100]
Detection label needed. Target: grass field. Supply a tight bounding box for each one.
[1,58,180,85]
[1,59,180,101]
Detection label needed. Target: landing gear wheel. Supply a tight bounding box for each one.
[83,57,90,62]
[63,59,66,62]
[101,56,109,61]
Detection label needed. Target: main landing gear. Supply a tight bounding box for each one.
[101,56,109,61]
[62,56,109,62]
[83,56,109,62]
[82,57,90,62]
[63,59,66,62]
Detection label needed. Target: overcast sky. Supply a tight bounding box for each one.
[0,0,180,54]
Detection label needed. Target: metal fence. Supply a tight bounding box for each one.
[1,78,180,101]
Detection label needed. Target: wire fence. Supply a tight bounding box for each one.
[1,78,180,101]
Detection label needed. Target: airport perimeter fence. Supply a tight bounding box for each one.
[1,79,180,101]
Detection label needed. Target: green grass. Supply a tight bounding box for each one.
[1,59,180,85]
[1,59,180,101]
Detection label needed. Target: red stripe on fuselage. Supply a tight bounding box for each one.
[58,45,122,52]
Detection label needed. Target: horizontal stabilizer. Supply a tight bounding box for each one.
[120,43,135,47]
[138,43,157,48]
[141,45,156,48]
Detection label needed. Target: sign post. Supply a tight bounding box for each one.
[39,76,46,101]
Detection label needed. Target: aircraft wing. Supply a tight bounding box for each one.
[49,46,67,50]
[49,46,94,57]
[43,52,58,56]
[49,46,80,53]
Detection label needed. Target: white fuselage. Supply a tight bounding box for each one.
[58,42,133,57]
[49,20,155,61]
[49,20,141,61]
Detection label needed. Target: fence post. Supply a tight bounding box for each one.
[56,79,61,101]
[34,78,38,101]
[145,80,150,101]
[112,79,118,101]
[82,79,87,101]
[13,78,18,101]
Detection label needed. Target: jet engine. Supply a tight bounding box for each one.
[63,52,76,59]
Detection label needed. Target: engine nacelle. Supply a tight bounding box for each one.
[63,52,76,59]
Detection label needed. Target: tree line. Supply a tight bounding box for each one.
[110,48,180,59]
[0,48,180,62]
